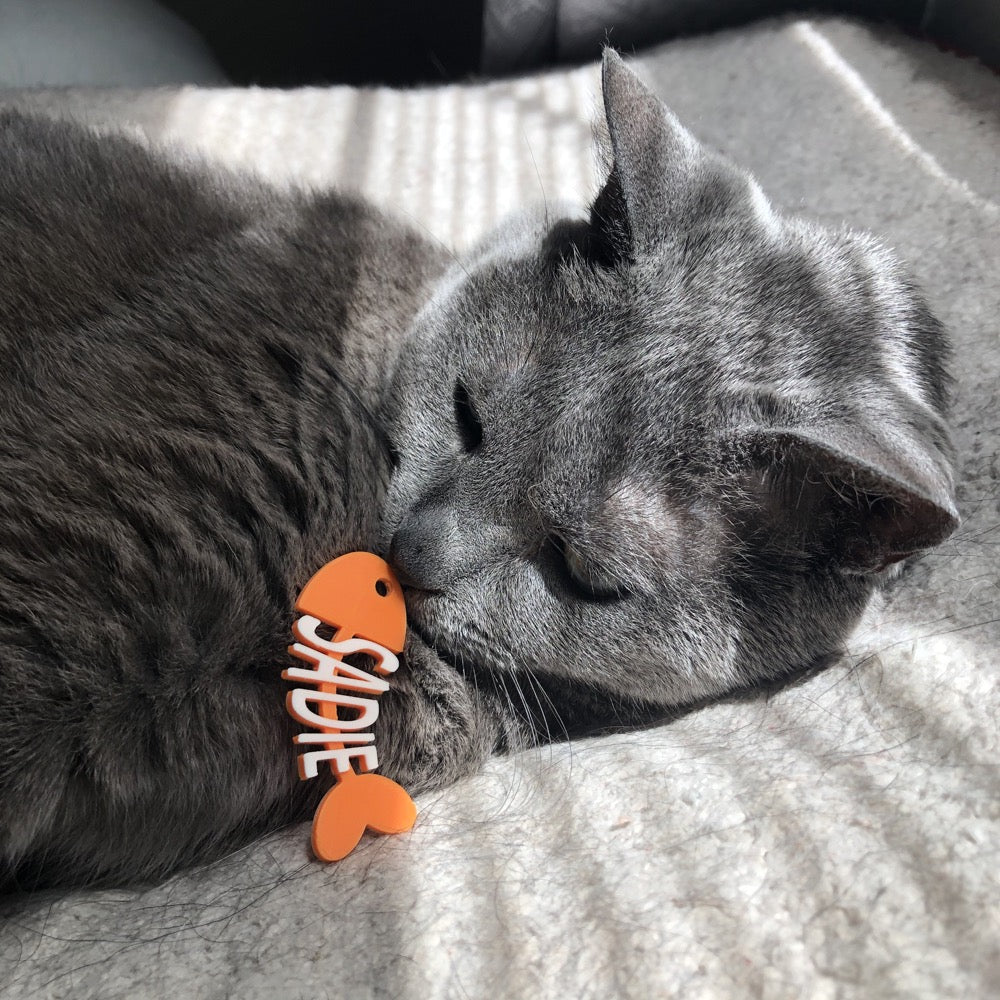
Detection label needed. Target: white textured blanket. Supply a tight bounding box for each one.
[1,17,998,1000]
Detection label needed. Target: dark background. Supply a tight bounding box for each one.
[161,0,486,86]
[160,0,998,86]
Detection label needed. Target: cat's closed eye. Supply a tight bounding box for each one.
[453,379,484,453]
[549,533,628,603]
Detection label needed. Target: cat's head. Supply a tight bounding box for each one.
[379,51,958,709]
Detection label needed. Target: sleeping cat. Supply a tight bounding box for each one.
[0,51,958,891]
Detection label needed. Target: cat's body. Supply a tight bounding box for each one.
[0,110,507,889]
[0,54,958,891]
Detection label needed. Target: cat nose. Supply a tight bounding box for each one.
[389,503,459,592]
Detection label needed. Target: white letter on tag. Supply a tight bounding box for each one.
[284,644,389,694]
[287,688,379,731]
[298,746,379,778]
[292,617,399,674]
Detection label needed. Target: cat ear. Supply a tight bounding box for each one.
[737,417,959,573]
[592,48,740,258]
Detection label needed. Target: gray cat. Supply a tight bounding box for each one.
[0,52,957,891]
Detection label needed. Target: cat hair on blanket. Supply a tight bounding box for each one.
[0,52,957,891]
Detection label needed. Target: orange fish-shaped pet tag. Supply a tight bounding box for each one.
[283,552,416,862]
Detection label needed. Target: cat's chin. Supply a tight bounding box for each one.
[404,618,455,669]
[400,592,462,672]
[402,591,501,679]
[405,621,477,681]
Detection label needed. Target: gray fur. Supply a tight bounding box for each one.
[0,52,957,891]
